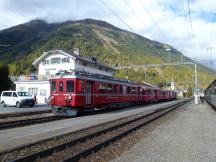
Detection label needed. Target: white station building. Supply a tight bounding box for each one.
[15,49,115,104]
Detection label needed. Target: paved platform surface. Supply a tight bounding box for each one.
[0,100,183,153]
[0,104,50,114]
[112,102,216,162]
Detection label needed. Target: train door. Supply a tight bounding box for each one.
[86,81,92,105]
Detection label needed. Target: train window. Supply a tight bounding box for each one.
[127,86,131,94]
[80,80,85,93]
[120,85,123,94]
[99,83,106,93]
[66,80,74,92]
[51,81,56,92]
[114,85,119,93]
[107,84,113,93]
[59,81,64,92]
[132,87,136,94]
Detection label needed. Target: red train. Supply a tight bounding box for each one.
[50,70,177,116]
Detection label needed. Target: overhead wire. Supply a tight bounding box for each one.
[137,0,173,44]
[99,0,135,32]
[180,0,191,53]
[186,0,197,59]
[122,0,152,37]
[156,0,177,40]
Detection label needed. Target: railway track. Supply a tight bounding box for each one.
[6,99,191,162]
[0,110,51,119]
[0,115,68,130]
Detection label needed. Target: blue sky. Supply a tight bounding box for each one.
[0,0,216,65]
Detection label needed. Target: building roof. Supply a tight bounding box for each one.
[32,49,115,71]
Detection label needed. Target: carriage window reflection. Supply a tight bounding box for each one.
[67,80,74,92]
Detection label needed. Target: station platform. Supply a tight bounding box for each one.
[0,104,50,114]
[112,102,216,162]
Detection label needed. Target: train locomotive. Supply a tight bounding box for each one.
[50,70,177,116]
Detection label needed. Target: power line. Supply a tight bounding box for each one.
[122,0,152,35]
[180,0,191,49]
[137,0,172,44]
[156,0,177,39]
[186,0,196,59]
[208,13,216,45]
[99,0,135,32]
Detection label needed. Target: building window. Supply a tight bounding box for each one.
[51,57,61,64]
[42,60,49,65]
[62,57,70,63]
[40,89,47,96]
[28,88,38,96]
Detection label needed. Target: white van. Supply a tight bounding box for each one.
[0,91,35,108]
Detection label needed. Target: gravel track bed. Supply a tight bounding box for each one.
[84,102,189,162]
[0,113,54,123]
[0,110,152,162]
[0,110,51,119]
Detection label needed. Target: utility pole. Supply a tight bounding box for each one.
[194,60,198,104]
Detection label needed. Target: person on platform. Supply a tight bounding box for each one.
[200,95,204,104]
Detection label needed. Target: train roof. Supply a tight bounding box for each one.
[52,69,158,89]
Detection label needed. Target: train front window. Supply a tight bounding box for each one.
[67,80,74,92]
[59,81,64,92]
[51,81,56,92]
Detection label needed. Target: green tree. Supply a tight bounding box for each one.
[0,65,13,93]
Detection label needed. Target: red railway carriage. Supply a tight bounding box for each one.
[50,70,177,116]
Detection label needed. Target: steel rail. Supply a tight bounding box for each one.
[0,110,51,119]
[0,115,68,130]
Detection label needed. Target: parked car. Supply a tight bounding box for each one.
[0,91,35,108]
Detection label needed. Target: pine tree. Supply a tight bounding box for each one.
[0,65,13,93]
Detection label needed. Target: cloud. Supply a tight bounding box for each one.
[0,0,216,65]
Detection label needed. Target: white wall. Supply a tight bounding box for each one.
[15,81,50,104]
[38,53,75,79]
